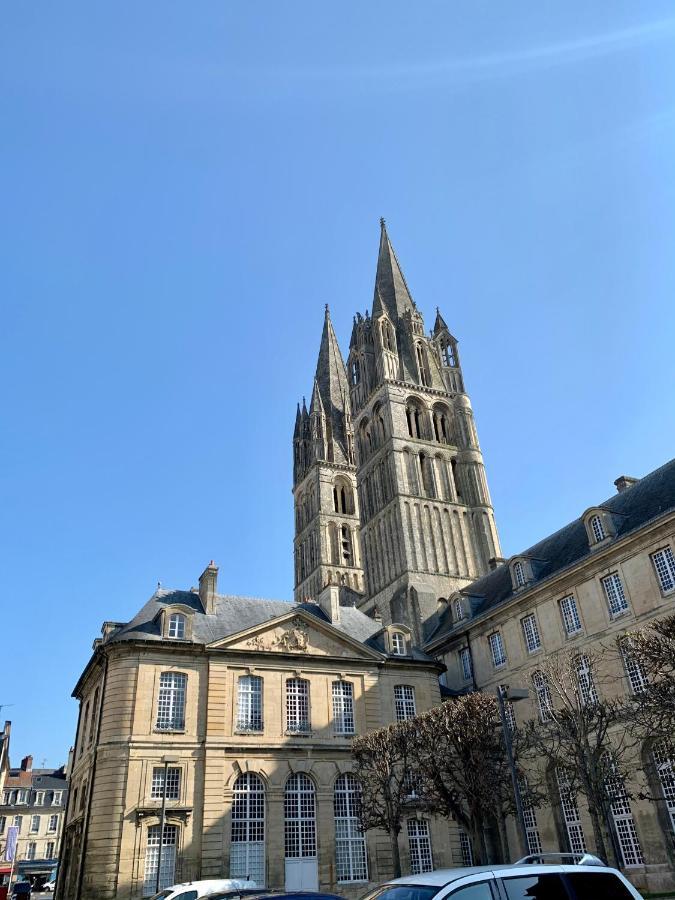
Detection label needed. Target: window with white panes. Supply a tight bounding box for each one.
[35,792,45,806]
[652,742,675,838]
[230,773,265,887]
[513,561,526,588]
[521,613,541,653]
[237,675,263,732]
[284,773,316,860]
[407,819,433,874]
[601,572,629,617]
[533,671,553,723]
[620,641,648,695]
[575,654,599,706]
[30,815,40,833]
[391,632,406,656]
[334,774,367,883]
[559,595,582,636]
[459,648,473,682]
[46,841,55,859]
[652,547,675,594]
[151,767,181,801]
[48,815,58,833]
[394,685,416,721]
[52,792,63,806]
[556,768,587,856]
[286,678,310,733]
[13,816,22,831]
[143,824,177,894]
[604,755,644,866]
[590,515,606,543]
[453,598,464,622]
[459,831,473,866]
[168,613,186,639]
[489,631,506,668]
[155,672,187,731]
[26,842,36,860]
[332,681,355,735]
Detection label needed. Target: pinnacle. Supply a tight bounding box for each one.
[372,220,415,321]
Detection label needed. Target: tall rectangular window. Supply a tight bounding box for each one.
[46,841,55,859]
[521,614,541,653]
[590,515,606,543]
[391,633,406,656]
[332,681,355,735]
[652,743,675,837]
[13,816,22,832]
[143,824,177,894]
[286,678,310,733]
[601,573,629,617]
[151,767,181,801]
[48,815,58,833]
[155,672,187,731]
[459,648,473,681]
[334,774,368,883]
[652,547,675,594]
[394,685,416,721]
[0,817,6,835]
[556,768,587,855]
[489,632,506,668]
[237,675,263,732]
[459,831,473,866]
[30,815,40,833]
[605,756,644,867]
[559,596,582,635]
[407,819,433,874]
[620,642,648,695]
[35,792,45,806]
[533,671,553,723]
[26,842,36,860]
[575,655,599,706]
[52,792,63,806]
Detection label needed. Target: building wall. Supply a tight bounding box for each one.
[433,512,675,892]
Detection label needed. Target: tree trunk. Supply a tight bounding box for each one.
[587,799,609,863]
[496,814,511,863]
[390,828,402,878]
[470,821,485,865]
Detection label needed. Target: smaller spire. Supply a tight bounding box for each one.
[293,402,302,438]
[433,307,450,336]
[309,378,325,416]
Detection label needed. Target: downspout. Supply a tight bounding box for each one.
[74,651,109,900]
[465,629,478,692]
[54,697,84,900]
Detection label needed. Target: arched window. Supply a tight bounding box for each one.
[328,523,339,565]
[381,320,395,352]
[513,561,526,588]
[341,526,353,565]
[555,768,587,855]
[359,419,372,459]
[419,453,436,498]
[286,678,310,733]
[442,341,457,367]
[453,598,464,622]
[168,613,186,640]
[590,514,606,543]
[407,819,433,873]
[351,359,361,386]
[237,675,263,732]
[230,773,265,886]
[284,774,316,864]
[334,775,367,882]
[333,478,354,515]
[332,681,355,735]
[450,458,462,500]
[156,672,187,731]
[416,344,431,387]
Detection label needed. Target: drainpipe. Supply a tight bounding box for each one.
[74,651,109,900]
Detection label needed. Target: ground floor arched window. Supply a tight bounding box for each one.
[334,774,367,883]
[230,773,265,886]
[143,823,178,894]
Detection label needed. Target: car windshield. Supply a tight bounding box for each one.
[359,885,441,900]
[147,891,175,900]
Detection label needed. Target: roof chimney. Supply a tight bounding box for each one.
[199,561,219,615]
[21,755,33,772]
[614,475,639,494]
[488,557,507,571]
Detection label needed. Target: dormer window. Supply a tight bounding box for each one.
[168,613,186,639]
[590,515,605,543]
[391,632,406,656]
[513,561,526,588]
[453,598,465,622]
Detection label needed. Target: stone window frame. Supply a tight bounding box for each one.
[582,507,616,550]
[160,605,194,642]
[651,544,675,596]
[384,623,412,657]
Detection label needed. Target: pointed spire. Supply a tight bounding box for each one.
[293,402,302,438]
[433,307,449,335]
[314,305,350,418]
[372,218,415,320]
[309,377,325,416]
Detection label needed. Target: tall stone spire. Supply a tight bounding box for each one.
[313,305,351,465]
[372,218,415,321]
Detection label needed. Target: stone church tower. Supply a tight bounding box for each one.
[293,307,366,603]
[346,220,501,639]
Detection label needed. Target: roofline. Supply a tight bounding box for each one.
[426,503,675,651]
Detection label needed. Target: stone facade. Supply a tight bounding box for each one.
[427,461,675,892]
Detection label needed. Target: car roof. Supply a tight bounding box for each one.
[388,864,622,886]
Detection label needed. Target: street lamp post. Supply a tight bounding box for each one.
[155,755,180,894]
[496,685,529,858]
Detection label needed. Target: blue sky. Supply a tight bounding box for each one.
[2,3,675,766]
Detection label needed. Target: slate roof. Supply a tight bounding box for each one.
[428,457,675,644]
[105,589,438,663]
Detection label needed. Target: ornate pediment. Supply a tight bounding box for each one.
[208,611,381,660]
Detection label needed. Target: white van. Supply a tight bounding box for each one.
[148,879,258,900]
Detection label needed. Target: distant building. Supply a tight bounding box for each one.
[0,755,68,889]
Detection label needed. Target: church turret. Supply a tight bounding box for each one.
[292,308,365,603]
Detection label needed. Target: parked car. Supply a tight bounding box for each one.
[149,880,258,900]
[10,883,31,899]
[42,882,56,894]
[199,891,274,900]
[359,857,644,900]
[216,895,343,900]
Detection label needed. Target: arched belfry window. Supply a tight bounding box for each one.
[341,525,353,565]
[351,359,361,386]
[333,478,354,515]
[432,405,451,444]
[230,773,265,886]
[405,398,426,440]
[416,344,431,387]
[442,341,457,367]
[419,453,436,499]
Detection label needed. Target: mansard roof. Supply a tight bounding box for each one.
[103,587,437,662]
[372,219,415,321]
[428,456,675,644]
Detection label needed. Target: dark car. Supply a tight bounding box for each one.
[11,883,32,899]
[203,892,276,900]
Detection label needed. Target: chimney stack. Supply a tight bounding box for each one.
[199,561,219,615]
[21,755,33,772]
[488,557,507,571]
[614,475,639,494]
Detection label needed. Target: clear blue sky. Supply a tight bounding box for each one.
[2,3,674,767]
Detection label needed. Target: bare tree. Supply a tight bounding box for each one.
[623,613,675,755]
[521,646,633,867]
[408,692,512,864]
[351,722,420,878]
